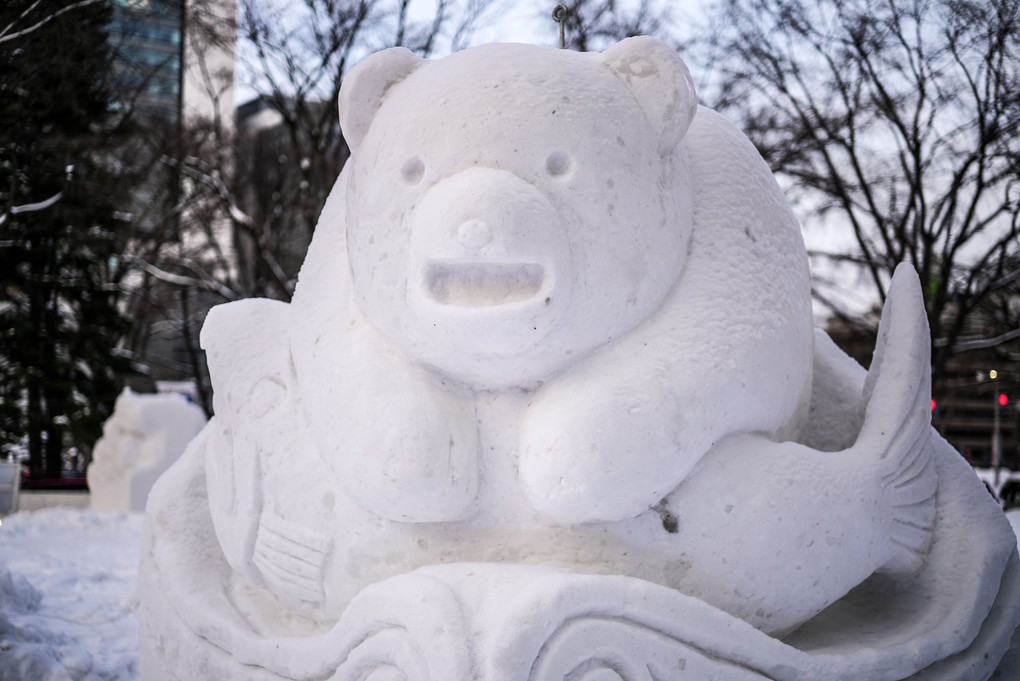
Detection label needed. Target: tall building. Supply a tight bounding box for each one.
[108,0,237,411]
[109,0,184,119]
[109,0,234,121]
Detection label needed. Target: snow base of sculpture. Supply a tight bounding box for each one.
[140,432,1020,681]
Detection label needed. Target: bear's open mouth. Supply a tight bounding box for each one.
[426,262,545,307]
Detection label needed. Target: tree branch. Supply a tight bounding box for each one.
[0,0,105,44]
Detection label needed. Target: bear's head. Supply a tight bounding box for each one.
[338,37,698,387]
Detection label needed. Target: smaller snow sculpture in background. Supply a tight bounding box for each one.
[87,388,206,512]
[0,454,21,515]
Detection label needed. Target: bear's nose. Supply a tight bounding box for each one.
[457,219,493,251]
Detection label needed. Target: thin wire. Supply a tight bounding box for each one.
[553,5,567,48]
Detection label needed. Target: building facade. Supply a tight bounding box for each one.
[110,0,237,413]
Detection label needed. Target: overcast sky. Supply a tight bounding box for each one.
[231,1,683,103]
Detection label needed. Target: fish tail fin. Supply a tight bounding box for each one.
[858,264,938,574]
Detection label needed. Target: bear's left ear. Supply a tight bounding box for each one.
[600,37,698,154]
[339,46,423,156]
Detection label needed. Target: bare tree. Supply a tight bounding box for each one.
[700,0,1020,388]
[0,0,105,45]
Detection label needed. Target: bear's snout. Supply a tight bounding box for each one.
[408,167,571,313]
[395,167,573,359]
[456,219,492,251]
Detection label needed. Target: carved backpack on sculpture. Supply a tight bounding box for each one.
[196,37,942,638]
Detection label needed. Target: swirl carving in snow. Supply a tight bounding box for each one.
[526,617,773,681]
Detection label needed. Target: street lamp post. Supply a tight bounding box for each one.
[993,391,1002,489]
[988,369,1001,490]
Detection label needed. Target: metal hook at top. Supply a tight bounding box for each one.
[553,5,568,49]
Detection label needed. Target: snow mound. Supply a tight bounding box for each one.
[0,509,142,681]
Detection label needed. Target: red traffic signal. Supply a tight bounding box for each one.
[1000,393,1009,407]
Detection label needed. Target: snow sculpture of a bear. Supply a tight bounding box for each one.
[138,38,1020,681]
[87,388,206,512]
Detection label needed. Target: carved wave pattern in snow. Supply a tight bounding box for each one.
[525,616,773,681]
[318,568,779,681]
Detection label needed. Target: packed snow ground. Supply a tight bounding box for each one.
[0,504,1019,681]
[0,508,142,681]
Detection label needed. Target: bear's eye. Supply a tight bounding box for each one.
[401,157,425,185]
[545,151,574,178]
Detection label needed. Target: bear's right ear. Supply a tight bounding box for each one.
[339,47,422,156]
[600,37,698,154]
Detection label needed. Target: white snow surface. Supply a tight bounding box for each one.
[0,508,141,681]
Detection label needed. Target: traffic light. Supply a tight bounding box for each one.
[999,393,1009,407]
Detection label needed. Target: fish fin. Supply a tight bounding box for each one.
[854,264,937,574]
[253,510,329,604]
